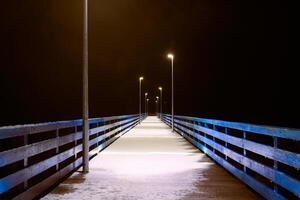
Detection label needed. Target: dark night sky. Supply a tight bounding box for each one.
[0,1,294,128]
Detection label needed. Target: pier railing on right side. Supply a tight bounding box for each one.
[161,114,300,200]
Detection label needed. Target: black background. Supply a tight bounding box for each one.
[0,1,294,128]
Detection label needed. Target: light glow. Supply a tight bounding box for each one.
[158,87,162,90]
[167,53,174,59]
[139,77,144,81]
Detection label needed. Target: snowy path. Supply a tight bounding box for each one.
[43,116,260,200]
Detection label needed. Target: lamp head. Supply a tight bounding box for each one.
[167,53,174,59]
[158,87,162,91]
[139,77,144,81]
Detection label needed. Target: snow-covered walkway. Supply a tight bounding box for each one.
[43,116,260,200]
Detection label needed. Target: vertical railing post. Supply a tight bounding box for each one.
[74,126,78,169]
[24,132,28,190]
[203,123,207,148]
[56,129,59,172]
[273,136,278,192]
[224,127,228,160]
[212,125,216,153]
[243,131,247,173]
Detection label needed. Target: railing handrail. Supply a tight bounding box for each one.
[0,114,138,139]
[162,114,300,140]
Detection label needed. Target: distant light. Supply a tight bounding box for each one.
[139,77,144,80]
[147,99,149,101]
[156,96,159,99]
[158,87,162,90]
[145,93,148,96]
[167,53,174,59]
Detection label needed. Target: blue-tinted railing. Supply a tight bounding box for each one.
[0,114,140,199]
[161,114,300,200]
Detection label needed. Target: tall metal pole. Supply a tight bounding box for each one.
[139,77,143,123]
[139,80,141,123]
[171,58,174,131]
[146,99,149,116]
[159,88,162,119]
[82,0,89,173]
[144,93,148,117]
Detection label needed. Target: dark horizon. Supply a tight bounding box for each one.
[0,1,294,128]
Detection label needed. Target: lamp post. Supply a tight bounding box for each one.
[167,53,174,131]
[82,0,89,173]
[146,99,149,116]
[155,100,158,115]
[156,96,159,117]
[158,87,162,119]
[139,77,144,123]
[145,92,148,117]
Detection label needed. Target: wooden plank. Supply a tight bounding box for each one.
[13,158,83,200]
[0,115,138,139]
[0,145,82,193]
[0,131,82,168]
[0,120,81,139]
[175,115,300,141]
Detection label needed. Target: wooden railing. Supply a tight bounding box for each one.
[162,114,300,200]
[0,114,140,199]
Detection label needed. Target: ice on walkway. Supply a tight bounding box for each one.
[43,117,260,200]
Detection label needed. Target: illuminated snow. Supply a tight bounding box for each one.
[43,116,214,200]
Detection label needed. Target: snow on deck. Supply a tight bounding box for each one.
[43,116,260,200]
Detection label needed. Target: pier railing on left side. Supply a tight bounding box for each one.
[0,114,140,199]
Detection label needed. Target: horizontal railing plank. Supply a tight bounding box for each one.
[175,115,300,141]
[13,157,83,200]
[0,114,138,139]
[0,145,82,193]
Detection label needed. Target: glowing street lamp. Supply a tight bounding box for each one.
[139,77,144,123]
[158,87,163,119]
[167,53,174,131]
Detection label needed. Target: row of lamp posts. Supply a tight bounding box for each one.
[138,53,174,132]
[81,0,175,173]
